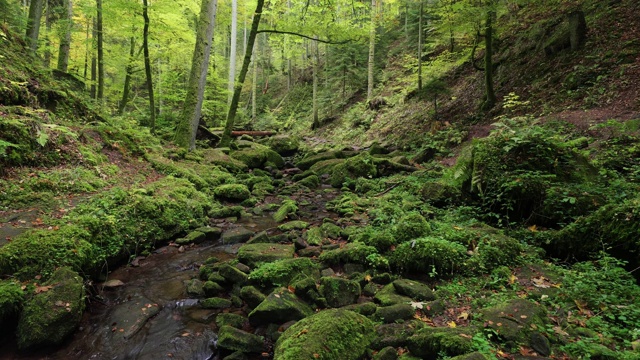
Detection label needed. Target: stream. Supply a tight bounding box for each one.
[3,186,340,360]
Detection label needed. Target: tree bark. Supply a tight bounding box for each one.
[118,36,136,116]
[174,0,218,149]
[96,0,104,100]
[228,0,237,105]
[220,0,265,147]
[56,0,73,72]
[26,0,44,54]
[366,0,376,101]
[142,0,156,131]
[417,0,423,91]
[252,42,257,120]
[90,17,97,99]
[312,37,319,128]
[481,7,496,110]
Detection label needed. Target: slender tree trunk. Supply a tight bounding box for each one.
[43,2,52,67]
[366,0,376,101]
[312,37,319,128]
[118,36,136,116]
[404,4,408,41]
[174,0,218,149]
[220,0,265,147]
[228,0,237,105]
[251,45,257,120]
[417,0,423,91]
[142,0,156,131]
[482,7,496,110]
[83,17,90,80]
[26,0,44,54]
[90,17,97,99]
[96,0,104,100]
[56,0,72,72]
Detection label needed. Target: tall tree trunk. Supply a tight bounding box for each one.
[312,37,319,129]
[56,0,72,72]
[228,0,237,105]
[220,0,264,147]
[118,36,136,116]
[417,0,423,91]
[90,17,97,99]
[174,0,218,150]
[83,17,90,80]
[481,7,496,110]
[26,0,44,54]
[96,0,104,100]
[366,0,376,101]
[251,46,257,120]
[43,2,53,67]
[142,0,156,131]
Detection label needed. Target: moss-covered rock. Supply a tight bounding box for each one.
[203,281,224,297]
[273,199,298,222]
[319,277,361,308]
[221,227,255,244]
[374,303,415,323]
[372,321,424,349]
[296,174,320,189]
[0,280,24,329]
[248,258,320,287]
[230,141,284,169]
[213,184,251,201]
[237,243,295,268]
[406,326,476,358]
[175,230,207,245]
[216,313,247,329]
[319,242,378,266]
[478,299,548,345]
[297,151,344,170]
[374,346,399,360]
[16,267,85,349]
[374,284,413,306]
[305,226,324,246]
[217,325,264,353]
[390,237,467,277]
[393,212,431,242]
[239,286,266,309]
[219,264,249,285]
[199,148,248,172]
[329,153,378,188]
[268,135,300,156]
[274,309,375,360]
[392,279,436,301]
[277,221,309,231]
[201,297,232,309]
[248,288,314,326]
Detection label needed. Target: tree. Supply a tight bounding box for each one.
[142,0,155,130]
[228,0,238,105]
[175,0,219,149]
[220,0,265,147]
[366,0,376,101]
[96,0,104,100]
[118,36,137,115]
[56,0,74,72]
[26,0,45,54]
[417,0,423,91]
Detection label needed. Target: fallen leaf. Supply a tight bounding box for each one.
[181,333,190,337]
[364,274,372,282]
[34,285,52,294]
[459,333,472,339]
[458,312,469,320]
[410,301,424,310]
[448,321,457,328]
[553,326,569,337]
[313,354,320,359]
[509,274,518,285]
[528,224,538,232]
[520,315,528,319]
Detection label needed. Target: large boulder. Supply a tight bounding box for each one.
[329,153,378,188]
[248,288,314,326]
[237,243,295,268]
[478,299,549,346]
[274,309,375,360]
[268,135,300,156]
[0,280,24,332]
[217,325,264,353]
[16,267,85,349]
[230,141,284,169]
[319,277,361,308]
[407,326,477,358]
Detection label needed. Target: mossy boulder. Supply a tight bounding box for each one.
[319,242,378,266]
[237,243,295,268]
[329,153,378,188]
[175,230,207,245]
[390,237,467,277]
[374,284,413,306]
[296,151,344,170]
[274,309,375,360]
[310,158,345,175]
[374,303,415,323]
[199,148,248,172]
[273,199,298,223]
[277,221,309,231]
[268,135,300,156]
[203,281,224,297]
[393,212,431,242]
[201,297,232,309]
[248,258,320,287]
[392,279,436,301]
[305,226,324,246]
[213,184,251,201]
[216,313,247,329]
[319,277,361,308]
[230,141,284,169]
[219,264,249,285]
[239,286,266,309]
[478,299,548,345]
[217,325,264,353]
[221,227,255,244]
[372,321,424,349]
[0,280,24,328]
[16,267,85,349]
[248,288,314,326]
[406,326,476,358]
[296,174,321,189]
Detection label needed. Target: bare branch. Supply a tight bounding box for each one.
[256,29,356,44]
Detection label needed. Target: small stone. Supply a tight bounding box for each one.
[102,279,125,288]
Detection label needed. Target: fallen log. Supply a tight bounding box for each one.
[209,130,277,138]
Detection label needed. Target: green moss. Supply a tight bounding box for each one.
[319,277,361,308]
[390,237,467,277]
[248,258,320,287]
[274,309,375,360]
[268,135,300,156]
[213,184,251,201]
[329,153,378,188]
[305,227,324,246]
[297,151,343,170]
[394,212,431,242]
[277,221,309,231]
[16,267,85,349]
[319,242,378,266]
[201,297,232,309]
[230,141,285,169]
[0,280,24,323]
[273,199,298,222]
[407,327,475,358]
[237,243,296,268]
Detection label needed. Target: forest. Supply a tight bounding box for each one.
[0,0,639,359]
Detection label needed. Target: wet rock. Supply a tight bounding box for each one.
[222,227,255,244]
[223,351,248,360]
[216,313,247,329]
[185,279,205,297]
[343,301,378,316]
[195,226,223,241]
[240,286,266,309]
[214,184,251,202]
[530,332,551,356]
[203,281,224,297]
[293,237,308,250]
[246,231,271,244]
[176,230,207,245]
[101,279,125,288]
[374,284,413,306]
[217,325,264,353]
[277,221,309,231]
[407,326,477,358]
[248,288,314,326]
[319,277,361,308]
[201,297,232,309]
[219,264,249,285]
[104,295,160,340]
[479,299,548,345]
[237,243,295,268]
[375,303,415,323]
[373,346,398,360]
[16,267,85,349]
[274,309,375,360]
[392,279,436,301]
